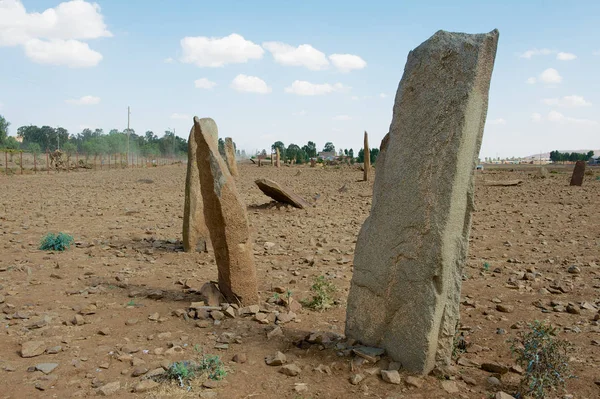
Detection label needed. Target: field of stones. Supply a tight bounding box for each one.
[0,161,599,399]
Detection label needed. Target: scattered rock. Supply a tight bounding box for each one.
[35,363,58,374]
[405,376,424,388]
[481,362,509,374]
[265,351,286,366]
[97,381,120,396]
[349,373,364,385]
[232,353,247,363]
[21,341,46,358]
[381,370,402,385]
[495,392,515,399]
[255,178,311,209]
[279,364,301,376]
[133,380,159,393]
[496,304,514,313]
[441,380,459,394]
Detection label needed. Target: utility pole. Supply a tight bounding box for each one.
[127,106,131,166]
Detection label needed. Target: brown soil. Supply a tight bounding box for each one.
[0,163,598,399]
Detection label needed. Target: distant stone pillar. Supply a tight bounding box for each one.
[224,137,238,177]
[276,148,281,168]
[345,29,499,375]
[183,122,217,253]
[193,117,259,305]
[363,131,371,181]
[258,158,262,167]
[569,161,586,186]
[310,159,316,167]
[271,153,274,166]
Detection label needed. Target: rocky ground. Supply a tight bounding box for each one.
[0,162,598,399]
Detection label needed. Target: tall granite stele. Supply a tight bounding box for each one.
[183,121,218,252]
[193,117,259,305]
[224,137,239,177]
[345,29,499,374]
[363,131,371,181]
[275,148,281,168]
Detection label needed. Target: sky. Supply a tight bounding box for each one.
[0,0,599,159]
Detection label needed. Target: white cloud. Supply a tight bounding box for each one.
[594,50,600,56]
[194,78,217,89]
[488,118,506,125]
[534,111,598,126]
[333,115,351,121]
[262,41,329,70]
[24,38,102,67]
[351,95,360,101]
[284,80,349,96]
[329,53,367,72]
[0,0,111,67]
[539,68,562,84]
[180,33,264,67]
[230,74,271,94]
[556,52,576,61]
[293,110,307,116]
[526,77,537,84]
[164,57,174,63]
[519,48,553,59]
[542,95,591,108]
[170,113,190,120]
[379,93,388,98]
[65,95,100,105]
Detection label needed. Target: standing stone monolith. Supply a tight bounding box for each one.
[363,131,371,181]
[569,160,586,186]
[183,122,217,252]
[345,29,499,375]
[275,148,281,168]
[193,117,259,305]
[223,137,239,177]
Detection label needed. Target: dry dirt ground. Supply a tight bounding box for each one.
[0,163,599,399]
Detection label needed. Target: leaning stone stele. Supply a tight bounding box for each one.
[182,121,217,252]
[345,29,499,375]
[224,137,239,177]
[275,148,281,168]
[193,117,259,305]
[569,160,585,186]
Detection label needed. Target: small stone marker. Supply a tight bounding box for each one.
[276,148,281,168]
[363,131,371,181]
[345,29,499,374]
[193,117,259,305]
[183,122,217,253]
[255,178,311,209]
[224,137,238,177]
[569,160,585,186]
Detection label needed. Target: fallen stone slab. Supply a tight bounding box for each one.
[255,178,311,209]
[483,180,523,186]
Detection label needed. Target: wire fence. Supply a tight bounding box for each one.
[1,150,185,176]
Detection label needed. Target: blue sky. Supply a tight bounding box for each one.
[1,0,599,158]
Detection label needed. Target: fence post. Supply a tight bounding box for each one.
[46,150,49,174]
[20,151,23,175]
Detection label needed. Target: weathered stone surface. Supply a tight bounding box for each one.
[345,29,499,374]
[224,137,238,177]
[569,160,585,186]
[381,369,402,384]
[21,341,46,358]
[193,117,259,305]
[255,178,311,209]
[363,131,371,181]
[276,148,281,168]
[183,120,217,252]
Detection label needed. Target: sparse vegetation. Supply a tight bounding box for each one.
[161,354,227,389]
[483,262,490,271]
[301,275,336,311]
[510,320,574,399]
[39,232,74,251]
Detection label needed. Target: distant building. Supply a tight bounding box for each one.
[317,151,337,161]
[14,136,23,143]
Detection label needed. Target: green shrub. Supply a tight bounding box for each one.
[39,232,74,251]
[301,275,336,311]
[162,354,226,389]
[510,320,574,399]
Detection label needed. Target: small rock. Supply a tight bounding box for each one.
[265,351,286,366]
[276,311,296,324]
[145,368,165,378]
[481,362,509,374]
[279,364,301,376]
[72,314,85,325]
[133,380,159,393]
[405,376,423,388]
[238,304,260,316]
[232,353,247,363]
[487,376,502,386]
[98,328,110,336]
[224,307,236,318]
[97,381,120,396]
[46,346,62,354]
[294,383,308,393]
[203,380,219,389]
[125,318,138,326]
[495,391,515,399]
[349,373,364,385]
[131,366,148,377]
[567,265,580,274]
[441,380,459,393]
[21,341,46,358]
[266,326,284,340]
[381,370,402,385]
[566,304,580,315]
[35,363,59,374]
[148,313,160,321]
[211,310,225,320]
[496,304,514,313]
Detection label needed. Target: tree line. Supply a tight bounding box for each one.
[264,140,380,164]
[549,150,595,163]
[0,114,187,158]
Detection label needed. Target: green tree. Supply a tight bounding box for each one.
[28,142,41,155]
[62,142,77,156]
[271,141,286,160]
[285,144,302,162]
[357,148,365,163]
[302,141,317,158]
[3,136,19,150]
[0,114,9,145]
[323,142,335,153]
[370,148,380,164]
